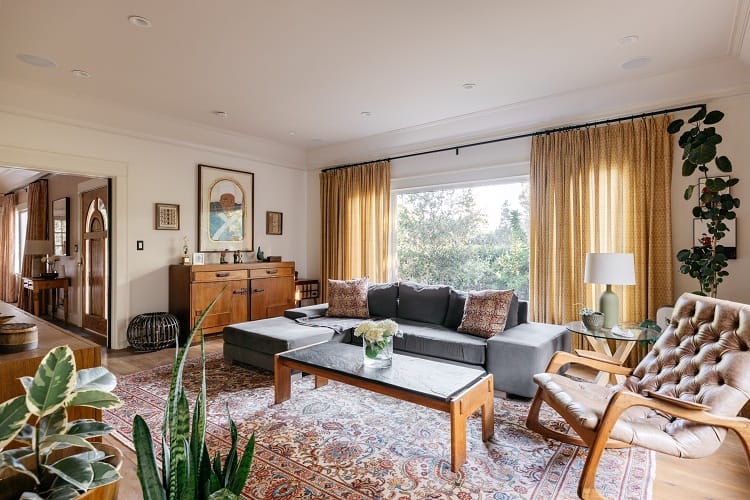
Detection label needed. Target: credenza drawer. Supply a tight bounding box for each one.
[192,270,248,282]
[249,267,293,279]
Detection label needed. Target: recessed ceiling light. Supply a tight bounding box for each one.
[288,131,296,136]
[621,56,651,70]
[16,53,57,68]
[212,110,228,117]
[71,69,91,78]
[618,35,639,46]
[462,82,477,90]
[128,15,152,28]
[360,111,372,117]
[311,138,323,143]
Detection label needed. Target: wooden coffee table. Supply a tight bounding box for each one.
[274,342,494,472]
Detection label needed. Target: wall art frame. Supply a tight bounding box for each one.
[693,218,737,259]
[192,252,205,265]
[155,203,180,230]
[198,164,254,252]
[266,211,283,235]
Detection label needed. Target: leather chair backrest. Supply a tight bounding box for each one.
[624,293,750,418]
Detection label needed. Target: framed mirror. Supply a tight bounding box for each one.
[53,197,69,256]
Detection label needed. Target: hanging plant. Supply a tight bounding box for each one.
[667,106,740,297]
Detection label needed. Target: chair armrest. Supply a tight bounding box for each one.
[645,391,711,411]
[574,349,624,366]
[544,350,633,376]
[605,390,750,433]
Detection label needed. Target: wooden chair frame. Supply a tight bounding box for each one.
[526,351,750,500]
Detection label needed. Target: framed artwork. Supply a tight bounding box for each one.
[693,218,737,259]
[52,197,69,256]
[198,164,254,252]
[266,211,283,235]
[193,252,205,265]
[155,203,180,230]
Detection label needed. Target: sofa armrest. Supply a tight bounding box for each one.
[284,303,329,320]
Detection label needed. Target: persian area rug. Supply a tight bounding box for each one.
[105,353,654,499]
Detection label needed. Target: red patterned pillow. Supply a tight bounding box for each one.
[457,289,515,338]
[327,277,370,318]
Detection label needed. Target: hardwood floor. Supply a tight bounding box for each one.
[101,338,750,499]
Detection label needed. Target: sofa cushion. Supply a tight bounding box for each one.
[458,289,515,338]
[445,289,521,330]
[394,319,486,365]
[224,317,346,355]
[327,277,369,318]
[368,282,399,317]
[398,282,450,325]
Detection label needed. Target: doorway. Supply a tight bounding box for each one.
[81,185,110,344]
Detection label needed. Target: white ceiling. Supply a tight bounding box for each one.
[0,0,749,153]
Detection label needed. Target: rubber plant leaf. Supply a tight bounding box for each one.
[66,389,122,410]
[43,455,94,491]
[26,345,76,418]
[88,461,121,489]
[74,367,117,392]
[66,420,114,439]
[0,395,31,450]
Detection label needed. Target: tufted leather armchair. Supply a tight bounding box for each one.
[526,293,750,499]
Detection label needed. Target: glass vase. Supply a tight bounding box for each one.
[362,335,393,368]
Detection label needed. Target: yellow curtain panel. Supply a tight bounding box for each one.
[529,116,673,365]
[0,193,17,302]
[17,179,48,311]
[320,160,390,300]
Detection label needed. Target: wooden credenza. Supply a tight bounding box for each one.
[0,302,102,422]
[169,261,295,342]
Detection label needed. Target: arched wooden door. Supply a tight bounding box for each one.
[81,186,109,343]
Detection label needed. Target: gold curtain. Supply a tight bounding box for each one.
[18,180,48,311]
[0,193,17,302]
[529,116,673,365]
[320,160,390,299]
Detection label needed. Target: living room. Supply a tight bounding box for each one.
[1,1,750,499]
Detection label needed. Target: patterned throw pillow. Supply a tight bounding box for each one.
[327,277,370,318]
[457,289,515,338]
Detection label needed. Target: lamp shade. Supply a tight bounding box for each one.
[24,239,53,256]
[584,253,635,285]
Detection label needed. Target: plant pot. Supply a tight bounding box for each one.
[0,443,122,500]
[581,312,605,331]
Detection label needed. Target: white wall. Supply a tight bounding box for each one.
[0,110,308,348]
[670,94,750,303]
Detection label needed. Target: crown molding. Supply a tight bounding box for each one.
[729,0,750,57]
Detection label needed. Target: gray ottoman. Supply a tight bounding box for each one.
[486,322,570,398]
[223,316,350,371]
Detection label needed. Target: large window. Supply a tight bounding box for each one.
[15,205,27,274]
[393,180,529,299]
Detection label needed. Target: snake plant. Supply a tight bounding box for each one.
[133,286,256,500]
[0,345,123,499]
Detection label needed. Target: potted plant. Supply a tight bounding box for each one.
[133,286,256,500]
[0,345,123,499]
[668,106,741,297]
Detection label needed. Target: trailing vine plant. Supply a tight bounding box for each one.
[667,106,740,297]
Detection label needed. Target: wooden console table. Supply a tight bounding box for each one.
[0,301,102,421]
[22,276,71,324]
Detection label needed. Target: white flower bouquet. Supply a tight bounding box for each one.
[354,319,401,361]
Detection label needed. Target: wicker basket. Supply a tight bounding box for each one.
[127,312,179,351]
[581,312,605,331]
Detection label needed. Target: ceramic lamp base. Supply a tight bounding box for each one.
[599,285,619,329]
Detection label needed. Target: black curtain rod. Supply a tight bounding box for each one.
[321,103,705,172]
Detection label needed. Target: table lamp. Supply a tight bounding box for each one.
[584,253,635,328]
[24,239,53,277]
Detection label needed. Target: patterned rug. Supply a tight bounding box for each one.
[105,353,654,499]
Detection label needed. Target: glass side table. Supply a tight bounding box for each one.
[565,321,661,385]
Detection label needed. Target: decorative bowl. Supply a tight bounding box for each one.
[581,312,605,330]
[0,315,14,324]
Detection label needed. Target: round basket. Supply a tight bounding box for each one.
[0,322,38,353]
[581,312,605,331]
[127,312,179,351]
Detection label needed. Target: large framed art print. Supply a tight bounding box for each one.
[198,164,254,252]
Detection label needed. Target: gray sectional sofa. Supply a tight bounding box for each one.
[223,282,569,398]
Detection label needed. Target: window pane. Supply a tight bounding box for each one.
[15,208,28,273]
[395,182,529,299]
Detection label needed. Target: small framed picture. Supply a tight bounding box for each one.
[193,252,205,265]
[155,203,180,230]
[266,211,283,235]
